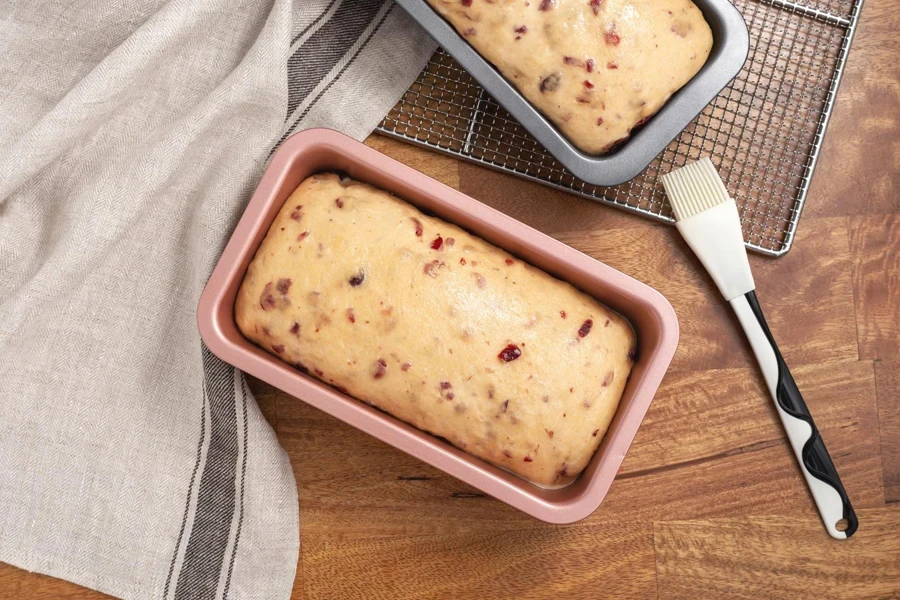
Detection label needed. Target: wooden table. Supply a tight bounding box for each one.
[3,0,898,596]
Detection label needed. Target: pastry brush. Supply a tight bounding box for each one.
[661,157,857,539]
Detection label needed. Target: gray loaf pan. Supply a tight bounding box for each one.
[395,0,750,187]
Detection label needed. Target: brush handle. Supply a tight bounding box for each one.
[730,291,857,539]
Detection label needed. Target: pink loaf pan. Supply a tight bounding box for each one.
[197,128,679,524]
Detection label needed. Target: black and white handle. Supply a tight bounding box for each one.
[731,291,858,539]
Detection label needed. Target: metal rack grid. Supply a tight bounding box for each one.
[377,0,863,256]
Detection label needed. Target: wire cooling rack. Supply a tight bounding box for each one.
[377,0,863,256]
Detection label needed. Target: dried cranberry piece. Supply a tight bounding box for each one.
[297,231,309,242]
[314,368,324,377]
[462,0,472,5]
[524,456,533,463]
[607,61,618,69]
[505,258,514,265]
[596,117,604,126]
[259,282,277,310]
[411,217,423,237]
[348,269,365,286]
[514,25,527,34]
[586,58,595,72]
[578,319,593,338]
[373,358,387,379]
[590,0,603,14]
[473,273,486,288]
[335,198,344,208]
[440,381,452,390]
[540,72,561,92]
[459,258,467,265]
[276,278,292,295]
[290,322,300,335]
[592,429,600,437]
[563,56,585,67]
[584,80,594,89]
[605,30,620,45]
[503,449,512,458]
[499,399,509,413]
[290,205,302,221]
[424,260,444,277]
[260,296,276,311]
[431,235,443,250]
[401,362,412,371]
[602,371,614,386]
[446,392,455,400]
[539,0,556,9]
[463,27,476,36]
[347,308,356,323]
[271,344,285,354]
[498,344,521,362]
[671,22,690,37]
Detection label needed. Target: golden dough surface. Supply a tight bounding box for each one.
[236,173,636,485]
[426,0,713,154]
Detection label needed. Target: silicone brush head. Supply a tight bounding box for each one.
[660,157,754,301]
[660,157,731,221]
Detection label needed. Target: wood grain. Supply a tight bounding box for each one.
[849,214,900,361]
[654,509,900,600]
[302,521,656,600]
[2,0,899,597]
[0,563,113,600]
[802,0,900,218]
[876,361,900,503]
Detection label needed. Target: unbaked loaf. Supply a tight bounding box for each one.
[235,173,636,485]
[425,0,713,154]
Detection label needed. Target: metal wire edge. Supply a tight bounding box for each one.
[755,0,851,25]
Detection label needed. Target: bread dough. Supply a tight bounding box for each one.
[426,0,713,154]
[236,173,636,485]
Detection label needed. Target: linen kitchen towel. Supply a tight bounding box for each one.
[0,1,434,598]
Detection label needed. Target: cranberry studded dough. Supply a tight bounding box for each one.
[236,174,636,486]
[426,0,713,154]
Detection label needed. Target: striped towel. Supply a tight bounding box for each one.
[0,1,434,599]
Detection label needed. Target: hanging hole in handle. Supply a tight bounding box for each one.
[835,519,850,532]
